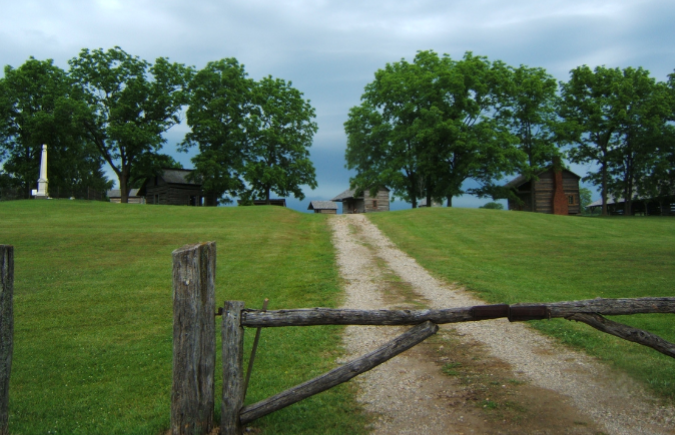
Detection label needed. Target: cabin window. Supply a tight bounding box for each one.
[568,194,578,205]
[373,200,378,208]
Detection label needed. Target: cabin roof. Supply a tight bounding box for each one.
[107,188,141,198]
[331,186,390,201]
[505,166,581,189]
[161,168,200,185]
[308,200,338,210]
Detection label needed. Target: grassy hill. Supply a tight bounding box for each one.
[0,200,366,435]
[368,207,675,401]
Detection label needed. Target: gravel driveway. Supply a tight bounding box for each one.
[331,214,675,435]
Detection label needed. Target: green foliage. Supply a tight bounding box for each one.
[128,153,182,189]
[478,202,504,210]
[1,201,367,435]
[369,208,675,400]
[559,65,671,216]
[69,47,193,202]
[345,50,528,208]
[506,65,561,174]
[579,187,593,215]
[243,76,318,202]
[181,58,251,202]
[183,61,318,204]
[0,57,112,198]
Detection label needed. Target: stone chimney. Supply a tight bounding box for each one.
[551,156,568,215]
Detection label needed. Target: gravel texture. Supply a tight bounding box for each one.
[330,214,675,435]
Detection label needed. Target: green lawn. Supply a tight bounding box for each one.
[368,207,675,400]
[0,200,367,435]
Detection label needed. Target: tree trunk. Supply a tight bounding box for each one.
[120,165,129,204]
[265,186,270,205]
[446,196,452,207]
[601,163,608,216]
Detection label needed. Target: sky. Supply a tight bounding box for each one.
[2,0,674,212]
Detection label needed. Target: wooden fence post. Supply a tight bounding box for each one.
[0,246,14,435]
[221,301,245,435]
[171,242,216,435]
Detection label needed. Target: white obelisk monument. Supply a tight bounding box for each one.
[31,144,49,199]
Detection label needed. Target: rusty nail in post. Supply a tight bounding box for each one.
[243,298,269,400]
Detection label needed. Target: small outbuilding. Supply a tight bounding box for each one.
[418,198,443,208]
[138,169,217,206]
[505,165,581,215]
[108,188,145,204]
[308,201,338,214]
[587,195,675,216]
[331,186,390,214]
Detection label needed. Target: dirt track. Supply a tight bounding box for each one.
[331,214,675,435]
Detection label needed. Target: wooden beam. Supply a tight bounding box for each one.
[241,297,675,327]
[171,242,216,435]
[221,301,245,435]
[0,246,13,435]
[568,313,675,359]
[239,321,439,425]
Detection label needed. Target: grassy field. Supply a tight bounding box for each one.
[368,207,675,401]
[0,200,367,435]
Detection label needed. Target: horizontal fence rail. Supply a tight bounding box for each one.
[241,297,675,328]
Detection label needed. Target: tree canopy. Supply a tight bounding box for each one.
[182,60,318,204]
[560,65,672,215]
[0,57,111,199]
[69,47,192,203]
[242,76,317,203]
[345,50,526,208]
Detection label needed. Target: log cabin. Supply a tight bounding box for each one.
[505,166,581,215]
[137,169,217,206]
[308,201,338,214]
[107,188,145,204]
[331,186,390,213]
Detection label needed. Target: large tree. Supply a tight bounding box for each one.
[507,65,560,173]
[69,47,192,203]
[606,69,670,215]
[560,65,670,215]
[0,57,111,199]
[243,76,318,203]
[637,72,675,214]
[180,58,252,203]
[345,50,524,208]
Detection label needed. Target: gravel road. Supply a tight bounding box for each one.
[330,214,675,435]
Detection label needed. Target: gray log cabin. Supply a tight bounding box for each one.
[331,186,390,213]
[138,169,217,206]
[308,201,338,214]
[505,166,581,215]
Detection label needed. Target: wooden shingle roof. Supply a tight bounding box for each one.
[308,201,338,210]
[331,186,389,201]
[505,166,581,189]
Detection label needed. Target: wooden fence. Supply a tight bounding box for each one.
[0,245,13,435]
[170,242,675,435]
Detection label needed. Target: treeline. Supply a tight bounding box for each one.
[345,50,675,215]
[0,47,317,203]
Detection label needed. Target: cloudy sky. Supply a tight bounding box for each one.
[2,0,674,211]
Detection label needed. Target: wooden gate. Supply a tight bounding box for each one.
[171,242,675,435]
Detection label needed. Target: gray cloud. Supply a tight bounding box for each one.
[2,0,672,211]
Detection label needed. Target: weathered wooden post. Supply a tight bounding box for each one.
[171,242,216,435]
[0,245,14,435]
[221,301,245,435]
